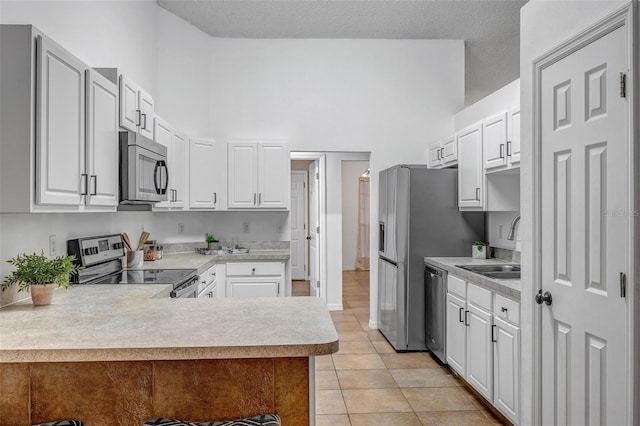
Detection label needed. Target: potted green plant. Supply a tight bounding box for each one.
[205,233,219,250]
[472,241,489,259]
[3,252,78,306]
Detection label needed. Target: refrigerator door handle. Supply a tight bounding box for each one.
[379,222,385,252]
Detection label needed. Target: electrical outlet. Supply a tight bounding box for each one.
[49,235,57,256]
[178,223,185,234]
[242,222,249,233]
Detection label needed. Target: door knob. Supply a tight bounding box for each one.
[535,289,552,306]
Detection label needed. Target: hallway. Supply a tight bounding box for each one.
[314,270,504,425]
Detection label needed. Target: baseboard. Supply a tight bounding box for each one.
[326,303,344,311]
[368,319,379,329]
[342,266,356,271]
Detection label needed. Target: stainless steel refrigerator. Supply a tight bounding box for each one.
[378,165,485,351]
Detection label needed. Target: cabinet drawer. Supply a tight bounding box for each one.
[447,274,466,298]
[226,262,282,276]
[467,282,492,311]
[494,293,520,326]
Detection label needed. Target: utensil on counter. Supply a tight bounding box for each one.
[137,231,150,251]
[122,233,133,252]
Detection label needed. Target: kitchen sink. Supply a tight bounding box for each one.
[455,264,521,280]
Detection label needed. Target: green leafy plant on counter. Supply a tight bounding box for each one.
[205,233,219,243]
[3,252,78,292]
[473,241,489,252]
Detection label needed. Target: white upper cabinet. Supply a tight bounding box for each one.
[85,68,119,208]
[457,123,484,210]
[118,74,154,138]
[228,141,289,209]
[36,34,87,206]
[507,106,521,165]
[427,136,457,169]
[171,131,187,209]
[483,112,508,170]
[189,137,227,210]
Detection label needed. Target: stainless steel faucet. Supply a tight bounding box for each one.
[507,215,521,241]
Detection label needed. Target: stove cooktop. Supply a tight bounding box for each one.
[88,269,197,286]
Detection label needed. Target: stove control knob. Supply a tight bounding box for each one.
[84,248,91,256]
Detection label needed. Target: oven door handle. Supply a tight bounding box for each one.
[170,277,197,298]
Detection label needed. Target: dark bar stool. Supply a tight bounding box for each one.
[143,414,281,426]
[33,422,84,426]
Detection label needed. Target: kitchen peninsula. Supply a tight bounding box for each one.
[0,286,338,426]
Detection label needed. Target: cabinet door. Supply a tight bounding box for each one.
[189,138,218,209]
[483,112,508,170]
[227,276,280,298]
[138,88,154,140]
[457,123,484,209]
[36,35,86,206]
[119,75,139,132]
[258,143,289,209]
[466,302,493,400]
[427,141,443,168]
[153,116,173,209]
[493,316,520,424]
[171,131,187,208]
[442,136,457,165]
[446,292,467,376]
[228,142,258,208]
[85,69,118,207]
[507,106,521,165]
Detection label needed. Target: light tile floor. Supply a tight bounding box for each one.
[297,270,505,426]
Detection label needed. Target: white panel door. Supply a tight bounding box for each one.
[138,88,154,139]
[466,302,493,400]
[457,123,484,209]
[540,25,628,426]
[227,277,280,298]
[483,112,508,170]
[258,143,288,209]
[442,135,457,165]
[189,138,217,209]
[85,68,118,207]
[228,142,258,208]
[493,316,520,424]
[427,141,442,168]
[171,131,187,208]
[36,35,86,206]
[290,171,307,280]
[153,116,173,209]
[309,161,320,295]
[507,106,521,165]
[118,75,139,132]
[446,292,467,376]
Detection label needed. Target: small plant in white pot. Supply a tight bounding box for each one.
[472,241,490,259]
[3,252,78,306]
[205,233,219,250]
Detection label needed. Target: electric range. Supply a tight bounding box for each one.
[67,234,198,298]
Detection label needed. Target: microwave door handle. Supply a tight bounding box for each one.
[162,161,169,194]
[154,161,161,195]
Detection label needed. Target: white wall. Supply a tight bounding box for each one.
[208,37,464,321]
[519,2,629,424]
[341,161,369,270]
[0,0,158,93]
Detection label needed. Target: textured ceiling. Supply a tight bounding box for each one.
[156,0,526,105]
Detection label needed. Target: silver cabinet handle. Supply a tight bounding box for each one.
[499,143,505,159]
[253,193,257,205]
[475,187,480,201]
[258,193,262,205]
[464,310,469,326]
[440,148,444,160]
[506,141,512,156]
[136,109,141,127]
[213,192,217,204]
[142,113,147,130]
[437,149,441,160]
[90,175,97,196]
[81,173,89,196]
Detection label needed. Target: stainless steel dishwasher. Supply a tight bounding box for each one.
[424,263,447,363]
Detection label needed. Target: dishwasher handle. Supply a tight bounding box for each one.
[424,264,444,278]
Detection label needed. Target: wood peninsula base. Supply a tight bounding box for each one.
[1,357,309,426]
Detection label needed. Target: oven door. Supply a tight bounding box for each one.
[127,144,169,203]
[170,277,198,298]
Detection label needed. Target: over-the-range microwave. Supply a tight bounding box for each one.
[119,131,168,205]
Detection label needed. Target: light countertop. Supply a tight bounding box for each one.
[136,250,290,275]
[424,257,521,299]
[0,284,338,363]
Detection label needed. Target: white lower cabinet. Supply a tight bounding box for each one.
[445,273,520,424]
[198,265,219,298]
[225,262,285,298]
